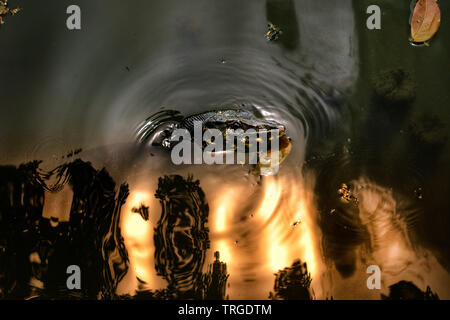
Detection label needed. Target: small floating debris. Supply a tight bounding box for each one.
[414,187,423,200]
[330,209,336,215]
[132,204,150,221]
[291,220,301,227]
[0,1,21,26]
[49,217,59,228]
[64,148,83,159]
[410,0,441,45]
[265,23,282,41]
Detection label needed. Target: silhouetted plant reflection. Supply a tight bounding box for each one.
[203,251,229,300]
[133,249,229,300]
[153,175,210,299]
[0,159,130,299]
[151,175,229,300]
[0,161,45,298]
[269,259,313,300]
[0,163,231,300]
[381,281,439,300]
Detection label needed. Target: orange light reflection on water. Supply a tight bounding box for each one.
[120,173,323,298]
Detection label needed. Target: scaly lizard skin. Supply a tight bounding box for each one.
[137,109,292,175]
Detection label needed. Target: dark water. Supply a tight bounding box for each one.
[0,0,449,299]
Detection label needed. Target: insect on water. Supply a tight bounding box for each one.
[265,23,282,41]
[0,0,21,26]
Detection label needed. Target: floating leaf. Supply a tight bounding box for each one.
[411,0,441,43]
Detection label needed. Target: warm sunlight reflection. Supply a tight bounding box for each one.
[122,190,153,284]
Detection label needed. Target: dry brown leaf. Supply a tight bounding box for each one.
[411,0,441,43]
